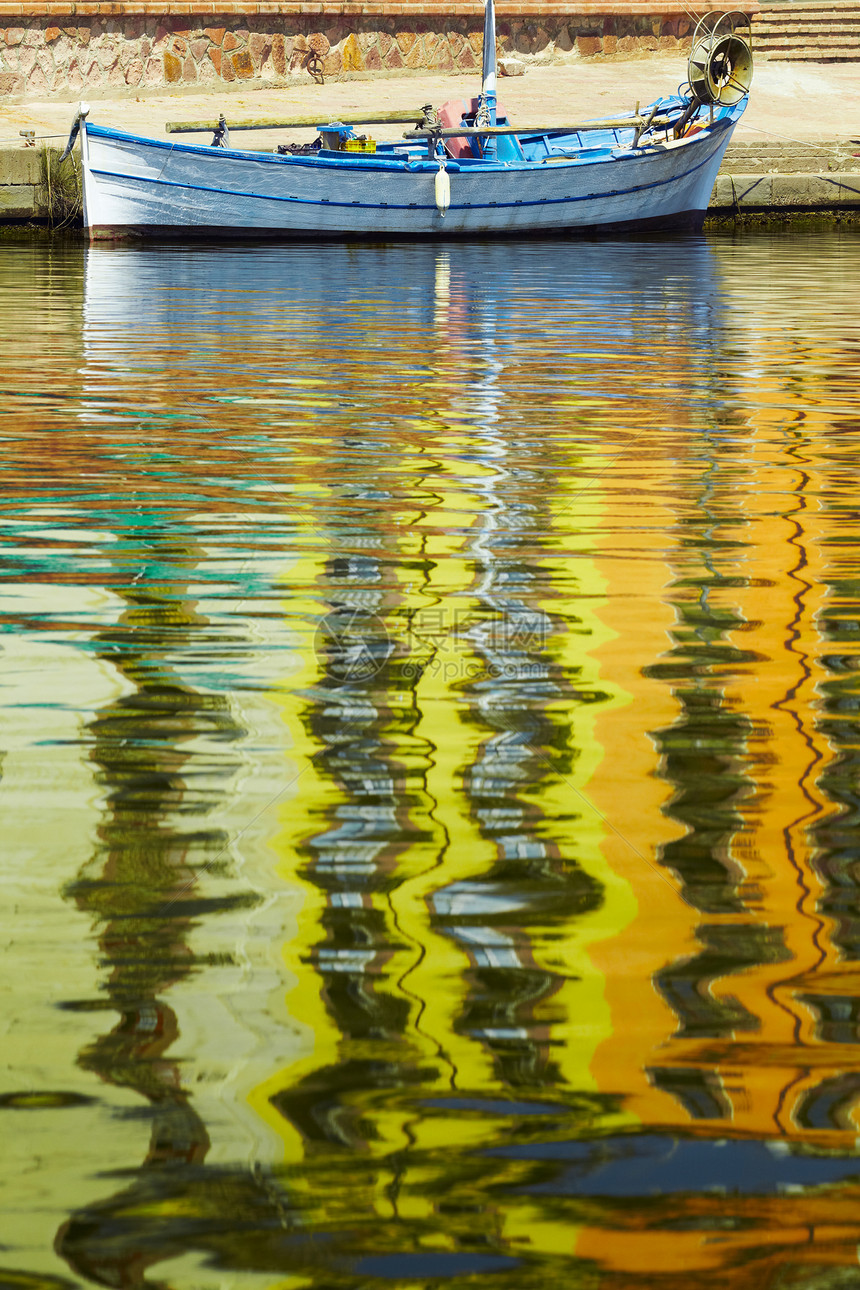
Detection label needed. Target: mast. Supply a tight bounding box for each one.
[478,0,498,156]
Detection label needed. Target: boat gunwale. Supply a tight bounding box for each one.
[84,104,738,179]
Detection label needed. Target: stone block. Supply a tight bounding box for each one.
[18,45,36,74]
[340,32,363,71]
[207,45,222,74]
[5,27,25,46]
[576,34,602,56]
[172,36,187,55]
[45,26,60,42]
[739,175,772,205]
[555,24,573,51]
[499,56,525,75]
[603,33,617,54]
[386,46,404,69]
[204,27,225,45]
[0,148,42,184]
[145,55,162,84]
[28,61,51,97]
[125,57,143,84]
[232,49,253,78]
[0,183,38,219]
[163,49,182,81]
[835,177,860,206]
[247,31,267,65]
[221,54,235,81]
[271,33,285,75]
[799,175,831,205]
[405,40,424,69]
[364,45,382,71]
[223,31,239,51]
[711,175,731,207]
[0,72,24,94]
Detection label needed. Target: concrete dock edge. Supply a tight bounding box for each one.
[3,143,859,230]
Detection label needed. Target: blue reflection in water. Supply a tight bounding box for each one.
[491,1133,860,1195]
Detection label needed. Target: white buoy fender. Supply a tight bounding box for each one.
[435,163,451,216]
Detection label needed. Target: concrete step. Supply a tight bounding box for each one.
[753,24,860,34]
[756,45,860,56]
[756,33,860,42]
[753,1,860,11]
[755,35,860,45]
[751,7,860,58]
[753,20,860,31]
[721,140,860,173]
[754,8,860,15]
[750,1,860,59]
[710,169,860,210]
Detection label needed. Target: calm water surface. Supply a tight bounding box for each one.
[2,232,860,1290]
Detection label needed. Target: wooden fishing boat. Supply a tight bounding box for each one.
[63,9,753,242]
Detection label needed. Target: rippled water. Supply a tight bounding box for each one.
[2,231,860,1290]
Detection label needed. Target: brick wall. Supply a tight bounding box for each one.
[0,1,756,100]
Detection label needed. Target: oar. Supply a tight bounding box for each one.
[403,115,674,140]
[166,110,430,134]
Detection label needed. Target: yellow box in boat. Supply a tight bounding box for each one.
[343,138,376,153]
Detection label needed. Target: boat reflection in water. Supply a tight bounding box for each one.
[17,234,860,1288]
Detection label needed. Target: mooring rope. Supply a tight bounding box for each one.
[738,124,858,160]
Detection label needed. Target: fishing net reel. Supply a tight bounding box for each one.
[687,11,754,106]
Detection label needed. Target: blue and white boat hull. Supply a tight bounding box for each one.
[79,99,745,241]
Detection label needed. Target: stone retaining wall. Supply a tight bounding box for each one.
[0,1,753,100]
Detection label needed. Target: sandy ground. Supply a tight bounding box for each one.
[1,57,858,152]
